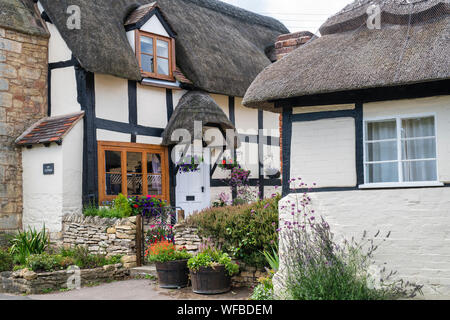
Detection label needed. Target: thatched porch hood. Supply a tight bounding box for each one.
[243,0,450,111]
[162,91,238,147]
[38,0,288,98]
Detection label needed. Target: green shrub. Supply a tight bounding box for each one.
[26,253,62,272]
[60,246,122,269]
[83,194,131,219]
[9,226,49,264]
[250,272,275,300]
[82,201,99,217]
[0,249,14,272]
[188,246,239,276]
[186,195,280,268]
[113,194,132,218]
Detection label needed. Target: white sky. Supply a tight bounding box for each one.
[221,0,354,34]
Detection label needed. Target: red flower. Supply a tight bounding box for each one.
[133,204,139,208]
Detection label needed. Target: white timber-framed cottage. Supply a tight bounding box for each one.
[243,0,450,297]
[10,0,289,234]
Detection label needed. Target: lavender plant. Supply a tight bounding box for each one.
[278,178,423,300]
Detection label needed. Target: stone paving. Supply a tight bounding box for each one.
[0,279,251,300]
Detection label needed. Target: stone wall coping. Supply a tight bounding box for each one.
[62,214,137,227]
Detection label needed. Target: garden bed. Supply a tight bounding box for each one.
[0,263,130,294]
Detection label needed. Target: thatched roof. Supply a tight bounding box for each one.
[0,0,48,37]
[39,0,288,97]
[243,0,450,111]
[162,91,237,146]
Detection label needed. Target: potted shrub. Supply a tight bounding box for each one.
[146,241,192,289]
[187,246,239,295]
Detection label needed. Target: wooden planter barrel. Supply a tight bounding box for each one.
[155,260,189,289]
[190,265,231,295]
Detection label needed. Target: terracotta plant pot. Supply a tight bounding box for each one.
[190,265,231,295]
[155,260,189,289]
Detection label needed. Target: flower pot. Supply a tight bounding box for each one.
[155,260,189,289]
[190,265,231,295]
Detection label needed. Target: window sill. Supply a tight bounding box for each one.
[359,182,444,189]
[141,77,181,89]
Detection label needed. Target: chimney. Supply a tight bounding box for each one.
[274,31,314,61]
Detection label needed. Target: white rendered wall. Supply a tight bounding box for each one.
[126,31,135,53]
[277,189,450,298]
[235,97,258,135]
[62,121,83,217]
[136,135,163,145]
[22,121,83,233]
[172,89,188,109]
[364,96,450,183]
[290,117,356,187]
[50,67,80,117]
[47,23,72,63]
[140,15,170,37]
[22,144,63,233]
[37,0,72,64]
[137,85,167,128]
[95,74,129,123]
[22,122,83,234]
[210,94,229,117]
[96,129,131,143]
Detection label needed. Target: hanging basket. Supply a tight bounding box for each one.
[218,159,239,170]
[177,156,203,174]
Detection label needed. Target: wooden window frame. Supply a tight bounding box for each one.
[136,30,175,82]
[97,141,170,205]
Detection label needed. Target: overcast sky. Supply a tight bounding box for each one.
[221,0,354,34]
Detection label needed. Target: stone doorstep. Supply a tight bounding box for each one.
[130,265,157,278]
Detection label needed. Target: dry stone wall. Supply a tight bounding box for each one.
[62,214,138,268]
[0,264,129,294]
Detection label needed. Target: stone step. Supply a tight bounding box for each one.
[130,265,157,279]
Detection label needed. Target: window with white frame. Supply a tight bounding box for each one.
[364,115,438,185]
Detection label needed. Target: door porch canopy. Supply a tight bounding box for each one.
[162,91,240,148]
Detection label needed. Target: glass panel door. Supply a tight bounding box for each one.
[127,152,143,196]
[147,153,162,196]
[105,151,122,196]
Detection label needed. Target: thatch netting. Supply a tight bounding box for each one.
[243,0,450,111]
[162,91,237,146]
[0,0,48,36]
[39,0,288,97]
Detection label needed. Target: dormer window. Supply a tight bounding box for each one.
[136,31,174,81]
[124,3,178,83]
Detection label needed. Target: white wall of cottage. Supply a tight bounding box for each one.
[276,189,450,298]
[22,121,83,235]
[50,67,81,117]
[277,95,450,298]
[95,74,129,123]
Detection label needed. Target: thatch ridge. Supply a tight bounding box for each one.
[320,0,450,35]
[39,0,288,97]
[0,0,48,37]
[243,0,450,111]
[162,91,236,146]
